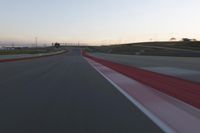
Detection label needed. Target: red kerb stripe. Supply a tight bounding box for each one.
[83,52,200,109]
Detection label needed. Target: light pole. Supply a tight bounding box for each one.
[35,37,38,48]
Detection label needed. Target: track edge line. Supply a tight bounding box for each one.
[84,57,177,133]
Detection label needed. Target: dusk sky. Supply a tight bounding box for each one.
[0,0,200,45]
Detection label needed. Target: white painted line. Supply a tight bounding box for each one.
[85,58,176,133]
[85,57,200,133]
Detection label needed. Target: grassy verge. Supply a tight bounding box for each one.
[0,47,61,55]
[133,41,200,51]
[84,41,200,57]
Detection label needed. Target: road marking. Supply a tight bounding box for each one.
[83,52,200,109]
[85,58,176,133]
[85,57,200,133]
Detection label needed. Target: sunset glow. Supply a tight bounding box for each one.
[0,0,200,45]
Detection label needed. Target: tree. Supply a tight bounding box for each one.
[191,39,197,42]
[170,37,176,41]
[54,43,60,48]
[182,38,192,42]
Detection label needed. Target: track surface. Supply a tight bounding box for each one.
[0,48,163,133]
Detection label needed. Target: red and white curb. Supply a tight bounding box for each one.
[85,57,200,133]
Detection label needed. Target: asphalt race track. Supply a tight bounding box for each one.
[0,48,163,133]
